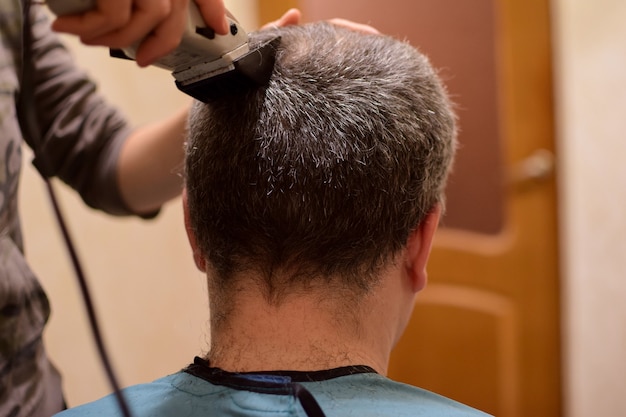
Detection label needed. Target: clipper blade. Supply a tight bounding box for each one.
[176,36,281,102]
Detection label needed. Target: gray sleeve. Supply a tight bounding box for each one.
[27,7,155,217]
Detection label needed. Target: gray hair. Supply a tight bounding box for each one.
[185,22,457,300]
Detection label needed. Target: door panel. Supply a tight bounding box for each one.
[260,1,561,416]
[392,285,520,413]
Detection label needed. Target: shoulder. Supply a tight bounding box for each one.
[307,373,492,417]
[55,372,224,417]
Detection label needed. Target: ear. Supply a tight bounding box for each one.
[182,188,206,272]
[404,204,442,293]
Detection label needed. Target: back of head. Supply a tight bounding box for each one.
[185,22,456,301]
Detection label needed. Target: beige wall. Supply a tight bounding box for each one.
[20,0,259,407]
[553,0,626,415]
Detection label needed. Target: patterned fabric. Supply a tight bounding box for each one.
[1,1,133,415]
[55,357,492,417]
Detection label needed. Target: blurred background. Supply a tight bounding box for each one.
[20,0,626,416]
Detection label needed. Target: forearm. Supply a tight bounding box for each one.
[117,104,190,214]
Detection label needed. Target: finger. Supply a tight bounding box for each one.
[327,18,380,35]
[51,0,134,39]
[193,0,229,35]
[52,0,173,44]
[81,0,179,51]
[260,8,302,30]
[133,2,189,66]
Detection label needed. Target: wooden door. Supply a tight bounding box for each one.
[260,1,561,416]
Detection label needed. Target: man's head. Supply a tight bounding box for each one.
[184,22,456,305]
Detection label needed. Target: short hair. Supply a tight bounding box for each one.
[185,22,457,299]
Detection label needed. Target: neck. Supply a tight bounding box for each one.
[206,279,406,375]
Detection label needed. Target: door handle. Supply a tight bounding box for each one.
[509,149,555,187]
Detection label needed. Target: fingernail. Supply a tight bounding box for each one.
[220,17,229,35]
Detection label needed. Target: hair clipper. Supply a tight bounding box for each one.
[47,0,280,102]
